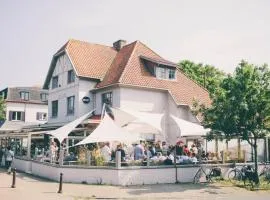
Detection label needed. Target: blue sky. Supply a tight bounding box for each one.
[0,0,269,89]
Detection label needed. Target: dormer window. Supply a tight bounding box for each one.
[20,91,29,100]
[155,67,176,80]
[52,76,58,89]
[67,70,75,84]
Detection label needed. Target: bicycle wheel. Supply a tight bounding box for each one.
[193,168,202,184]
[228,169,242,185]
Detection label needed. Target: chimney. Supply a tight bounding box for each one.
[113,40,126,51]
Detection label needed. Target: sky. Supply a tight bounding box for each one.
[0,0,269,89]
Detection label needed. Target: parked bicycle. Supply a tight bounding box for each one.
[228,163,258,186]
[193,165,222,184]
[259,162,270,183]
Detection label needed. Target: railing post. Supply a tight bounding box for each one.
[57,173,63,193]
[11,168,16,188]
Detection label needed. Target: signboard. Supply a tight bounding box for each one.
[82,96,90,104]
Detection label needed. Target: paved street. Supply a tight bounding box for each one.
[0,168,270,200]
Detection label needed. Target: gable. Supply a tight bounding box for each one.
[97,41,211,107]
[43,39,117,89]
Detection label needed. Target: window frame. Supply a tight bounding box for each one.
[67,70,75,84]
[52,76,59,89]
[37,112,47,121]
[9,111,24,121]
[155,66,176,80]
[67,96,75,115]
[20,91,29,101]
[51,100,58,118]
[168,68,176,80]
[40,93,48,102]
[102,92,113,107]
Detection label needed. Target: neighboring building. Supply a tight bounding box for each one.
[0,87,48,131]
[43,39,211,143]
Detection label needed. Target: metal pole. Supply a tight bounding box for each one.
[57,173,63,193]
[11,168,16,188]
[174,147,178,183]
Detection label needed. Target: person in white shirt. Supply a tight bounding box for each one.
[100,142,111,162]
[190,153,198,163]
[5,146,14,173]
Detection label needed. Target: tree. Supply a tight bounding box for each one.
[201,60,270,184]
[0,97,5,121]
[178,60,226,96]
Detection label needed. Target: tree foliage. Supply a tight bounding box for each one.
[201,60,270,183]
[178,60,226,96]
[0,97,5,121]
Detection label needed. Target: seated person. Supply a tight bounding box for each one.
[163,151,174,165]
[179,153,191,164]
[64,152,77,162]
[190,153,198,163]
[201,151,208,161]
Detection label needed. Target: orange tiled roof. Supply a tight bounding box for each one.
[97,41,211,106]
[64,39,117,79]
[46,39,210,106]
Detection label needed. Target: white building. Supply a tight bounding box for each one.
[43,39,211,144]
[0,87,48,131]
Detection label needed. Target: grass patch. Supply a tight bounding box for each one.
[217,178,270,191]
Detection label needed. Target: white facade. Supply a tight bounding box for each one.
[48,54,95,124]
[5,102,48,124]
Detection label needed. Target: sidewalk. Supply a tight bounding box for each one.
[0,168,269,200]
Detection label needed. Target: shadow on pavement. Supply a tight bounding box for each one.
[123,183,223,196]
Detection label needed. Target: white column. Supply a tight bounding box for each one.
[66,138,69,154]
[59,148,64,166]
[27,133,31,159]
[115,151,121,169]
[87,151,91,165]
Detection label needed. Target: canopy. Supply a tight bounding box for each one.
[46,110,94,143]
[75,112,142,146]
[170,115,209,137]
[112,108,209,138]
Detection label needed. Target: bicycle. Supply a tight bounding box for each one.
[193,165,222,184]
[228,163,258,186]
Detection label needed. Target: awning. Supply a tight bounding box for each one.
[170,115,209,137]
[112,108,209,138]
[75,112,142,146]
[46,110,94,143]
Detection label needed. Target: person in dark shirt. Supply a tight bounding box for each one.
[175,141,184,156]
[116,144,126,161]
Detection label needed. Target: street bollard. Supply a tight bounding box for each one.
[57,173,63,193]
[11,168,16,188]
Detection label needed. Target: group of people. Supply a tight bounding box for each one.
[0,146,15,173]
[98,140,201,165]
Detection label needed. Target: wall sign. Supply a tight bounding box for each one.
[82,96,90,104]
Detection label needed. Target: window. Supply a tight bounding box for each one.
[36,112,47,121]
[156,67,166,79]
[67,96,75,115]
[155,67,176,80]
[67,70,75,84]
[52,76,58,89]
[40,93,48,102]
[51,100,58,117]
[9,111,25,121]
[20,91,29,100]
[168,68,175,79]
[102,92,113,106]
